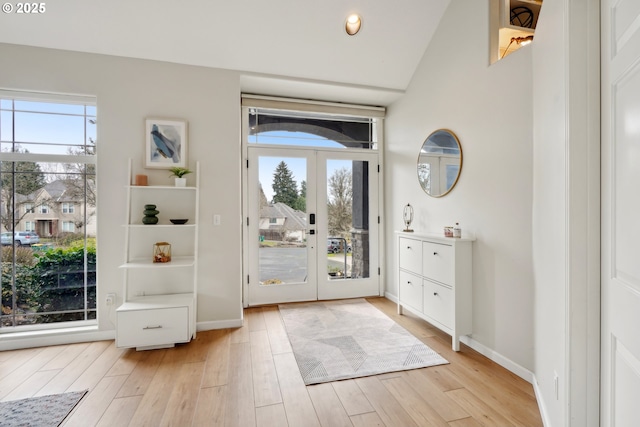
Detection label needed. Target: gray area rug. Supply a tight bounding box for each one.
[279,298,448,385]
[0,390,88,427]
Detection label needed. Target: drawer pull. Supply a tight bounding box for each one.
[143,325,163,330]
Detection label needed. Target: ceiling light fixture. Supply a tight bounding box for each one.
[345,14,362,36]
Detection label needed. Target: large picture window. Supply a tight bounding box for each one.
[0,91,97,329]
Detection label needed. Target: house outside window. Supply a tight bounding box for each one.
[0,90,97,329]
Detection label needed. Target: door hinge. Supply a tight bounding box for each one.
[246,217,249,226]
[246,159,249,168]
[378,267,381,275]
[247,275,250,284]
[378,216,380,224]
[378,164,380,173]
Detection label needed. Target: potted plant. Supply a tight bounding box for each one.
[169,167,192,187]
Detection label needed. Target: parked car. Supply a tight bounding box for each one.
[327,238,352,254]
[1,231,40,246]
[1,232,12,245]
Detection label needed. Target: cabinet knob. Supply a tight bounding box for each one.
[433,252,438,255]
[407,246,412,250]
[433,292,438,296]
[407,281,412,285]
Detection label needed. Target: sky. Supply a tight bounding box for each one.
[253,131,354,204]
[0,99,96,156]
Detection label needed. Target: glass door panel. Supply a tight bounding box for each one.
[247,148,316,305]
[317,152,379,300]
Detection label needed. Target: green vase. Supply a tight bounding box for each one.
[142,204,159,225]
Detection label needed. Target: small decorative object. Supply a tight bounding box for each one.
[135,174,148,186]
[453,222,461,238]
[142,204,159,225]
[153,242,171,263]
[145,118,188,169]
[402,204,414,232]
[170,219,188,224]
[444,226,454,237]
[168,167,192,187]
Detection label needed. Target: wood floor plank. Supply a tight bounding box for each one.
[128,345,190,426]
[0,345,66,399]
[224,341,256,427]
[449,417,484,427]
[256,403,289,427]
[250,330,282,407]
[159,361,205,427]
[115,348,167,398]
[182,330,213,364]
[332,379,374,416]
[381,375,450,427]
[201,329,230,388]
[354,376,419,427]
[445,388,517,427]
[350,411,386,427]
[400,369,470,422]
[0,347,43,380]
[63,374,128,427]
[95,395,143,427]
[35,341,111,396]
[40,342,90,371]
[230,317,250,344]
[67,342,126,392]
[1,369,60,401]
[192,386,226,427]
[104,348,143,377]
[273,352,321,427]
[262,306,292,355]
[307,382,352,427]
[247,307,266,332]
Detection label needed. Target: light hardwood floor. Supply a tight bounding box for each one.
[0,298,542,426]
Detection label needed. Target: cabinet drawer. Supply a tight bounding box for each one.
[423,280,453,328]
[399,270,423,312]
[422,241,453,285]
[399,237,422,274]
[117,306,189,348]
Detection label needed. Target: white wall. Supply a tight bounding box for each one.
[532,0,601,425]
[385,0,535,371]
[0,43,244,342]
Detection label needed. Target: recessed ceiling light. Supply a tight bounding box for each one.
[345,14,362,36]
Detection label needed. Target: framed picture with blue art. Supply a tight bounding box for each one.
[145,118,188,169]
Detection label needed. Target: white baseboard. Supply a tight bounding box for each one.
[0,327,115,351]
[459,335,535,384]
[384,291,398,304]
[531,374,551,427]
[196,319,243,331]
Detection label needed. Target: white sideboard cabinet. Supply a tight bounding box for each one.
[396,231,474,351]
[116,160,199,351]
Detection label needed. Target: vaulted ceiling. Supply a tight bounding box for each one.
[0,0,451,104]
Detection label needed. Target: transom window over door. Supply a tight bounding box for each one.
[242,95,384,306]
[0,90,97,329]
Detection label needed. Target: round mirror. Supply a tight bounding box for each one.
[417,129,462,197]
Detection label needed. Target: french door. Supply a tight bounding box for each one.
[245,146,379,306]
